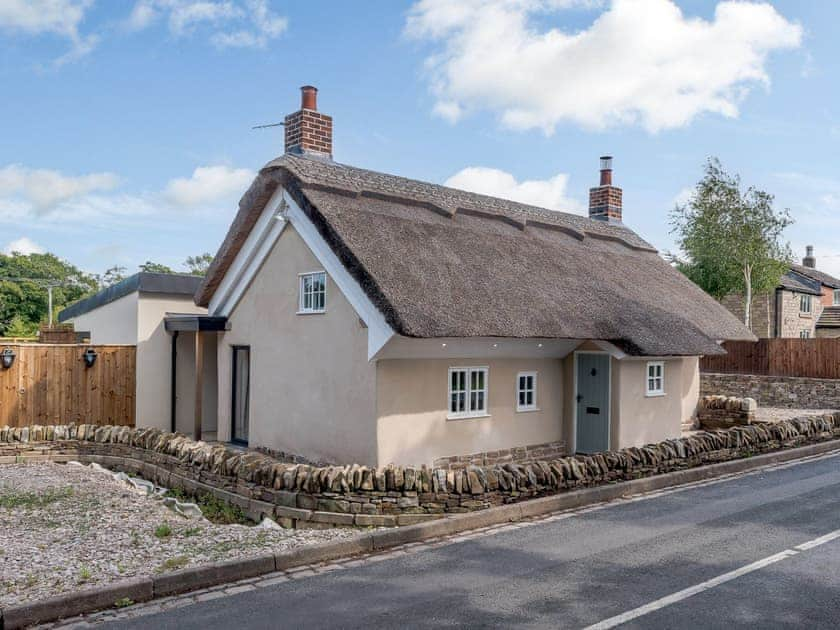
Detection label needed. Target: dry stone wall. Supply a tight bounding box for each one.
[697,395,757,430]
[701,373,840,409]
[2,418,840,528]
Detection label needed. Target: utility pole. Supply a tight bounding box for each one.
[47,286,53,327]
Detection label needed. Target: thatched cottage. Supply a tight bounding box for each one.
[164,86,749,467]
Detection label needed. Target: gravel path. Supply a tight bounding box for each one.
[0,463,364,606]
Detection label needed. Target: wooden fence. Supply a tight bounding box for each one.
[0,344,136,428]
[700,339,840,379]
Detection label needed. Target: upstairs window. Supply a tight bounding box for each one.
[448,367,488,419]
[834,289,840,306]
[517,371,537,412]
[646,362,665,397]
[800,294,812,314]
[298,271,326,314]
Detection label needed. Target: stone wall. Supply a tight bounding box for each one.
[696,395,757,430]
[2,419,839,530]
[432,440,567,470]
[701,373,840,409]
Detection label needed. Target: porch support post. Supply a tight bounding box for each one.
[194,331,203,441]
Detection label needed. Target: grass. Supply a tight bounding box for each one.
[158,556,190,573]
[164,489,251,525]
[78,567,92,584]
[154,523,173,539]
[0,486,74,509]
[114,597,134,608]
[182,526,202,537]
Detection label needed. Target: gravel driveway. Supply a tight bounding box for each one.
[0,463,363,606]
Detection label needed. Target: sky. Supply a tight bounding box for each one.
[1,0,839,278]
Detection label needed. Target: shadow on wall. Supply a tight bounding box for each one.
[0,344,136,427]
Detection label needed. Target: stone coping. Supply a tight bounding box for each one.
[3,438,840,629]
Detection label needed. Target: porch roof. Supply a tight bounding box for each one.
[164,313,228,332]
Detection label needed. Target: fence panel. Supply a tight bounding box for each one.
[0,344,135,428]
[701,339,840,379]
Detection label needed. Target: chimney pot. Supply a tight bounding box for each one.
[803,245,816,268]
[300,85,318,111]
[599,155,613,186]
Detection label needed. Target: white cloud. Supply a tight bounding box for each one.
[445,166,582,212]
[407,0,802,133]
[129,0,287,48]
[0,165,120,212]
[3,237,45,256]
[164,165,255,207]
[0,0,98,63]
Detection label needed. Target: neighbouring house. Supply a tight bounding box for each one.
[57,272,216,435]
[167,85,753,467]
[722,246,840,339]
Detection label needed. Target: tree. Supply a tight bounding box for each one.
[100,265,127,288]
[138,261,174,274]
[0,252,99,335]
[671,158,793,330]
[184,253,214,276]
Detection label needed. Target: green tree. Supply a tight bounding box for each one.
[184,253,214,276]
[138,261,174,274]
[0,252,99,335]
[100,265,127,288]
[671,158,793,329]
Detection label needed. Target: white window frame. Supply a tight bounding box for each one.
[298,271,327,314]
[834,289,840,306]
[516,371,538,412]
[447,367,489,419]
[645,361,665,397]
[800,330,811,339]
[800,294,812,314]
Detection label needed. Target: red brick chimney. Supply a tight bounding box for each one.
[589,156,622,222]
[284,85,333,158]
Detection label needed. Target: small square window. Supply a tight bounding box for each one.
[448,367,488,419]
[646,362,664,397]
[800,330,811,339]
[298,271,326,314]
[516,371,537,412]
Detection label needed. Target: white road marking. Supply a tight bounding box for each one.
[584,528,840,630]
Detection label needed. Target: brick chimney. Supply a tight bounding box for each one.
[803,245,816,268]
[589,156,622,222]
[284,85,332,158]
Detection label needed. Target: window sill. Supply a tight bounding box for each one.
[799,312,812,318]
[447,413,491,421]
[645,392,666,398]
[297,310,326,316]
[516,407,541,414]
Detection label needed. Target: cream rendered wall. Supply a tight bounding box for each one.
[217,224,377,465]
[173,331,218,436]
[611,357,699,448]
[136,294,207,431]
[376,358,564,466]
[65,293,138,345]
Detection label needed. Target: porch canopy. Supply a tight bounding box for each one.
[165,314,227,441]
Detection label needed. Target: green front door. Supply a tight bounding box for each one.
[575,353,611,454]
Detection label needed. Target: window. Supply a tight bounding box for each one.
[800,330,811,339]
[298,271,326,313]
[800,294,812,314]
[516,371,537,412]
[448,367,488,418]
[646,362,664,396]
[834,289,840,306]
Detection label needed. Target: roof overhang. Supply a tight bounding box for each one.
[164,314,229,332]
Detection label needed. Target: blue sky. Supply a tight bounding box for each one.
[1,0,839,278]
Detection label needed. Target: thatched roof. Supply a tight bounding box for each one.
[197,154,754,356]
